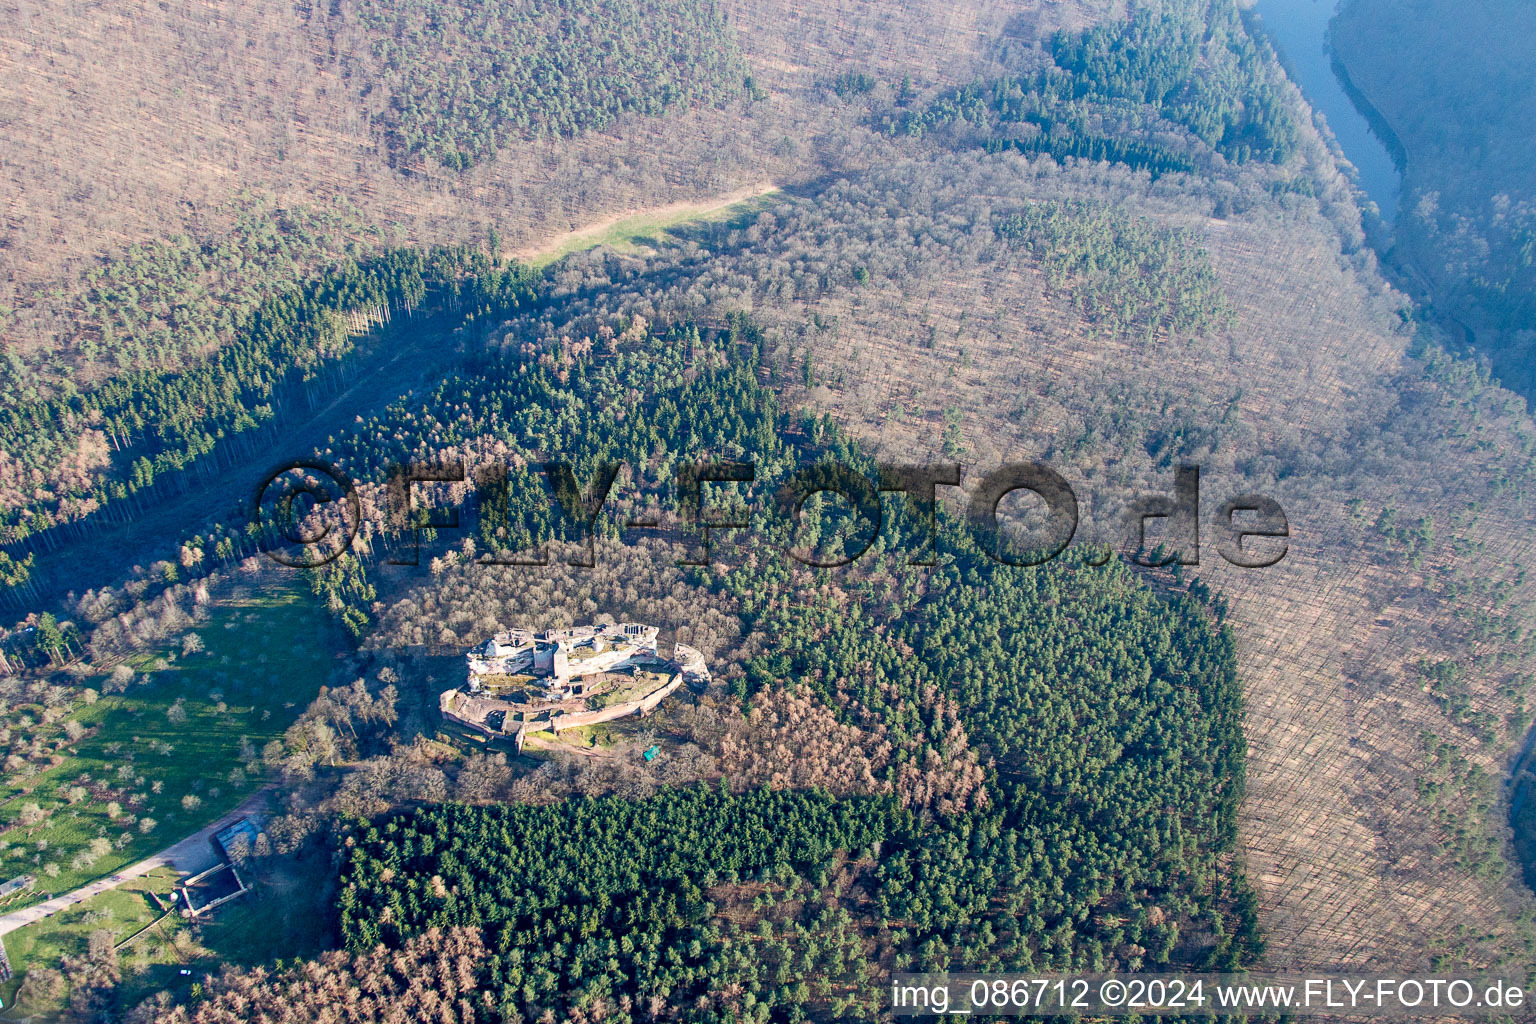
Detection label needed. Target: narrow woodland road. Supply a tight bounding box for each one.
[13,313,460,609]
[0,785,276,938]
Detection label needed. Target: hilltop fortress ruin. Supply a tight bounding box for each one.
[439,623,708,752]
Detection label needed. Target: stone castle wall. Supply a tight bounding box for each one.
[440,673,684,747]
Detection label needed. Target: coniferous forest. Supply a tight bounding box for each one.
[320,320,1257,1021]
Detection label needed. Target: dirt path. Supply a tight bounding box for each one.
[14,312,458,608]
[0,785,275,938]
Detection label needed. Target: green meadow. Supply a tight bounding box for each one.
[0,588,346,913]
[0,867,183,1015]
[524,186,783,268]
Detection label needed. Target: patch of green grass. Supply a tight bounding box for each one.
[547,723,630,751]
[0,866,184,1014]
[527,188,783,269]
[1,851,339,1016]
[0,588,347,913]
[519,730,583,758]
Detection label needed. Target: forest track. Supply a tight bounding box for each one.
[15,313,459,609]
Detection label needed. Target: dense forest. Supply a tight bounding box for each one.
[30,215,1256,1018]
[339,0,746,170]
[152,926,492,1024]
[376,317,797,560]
[1051,1,1296,165]
[0,0,1287,576]
[9,0,1536,1014]
[995,200,1234,341]
[725,535,1257,968]
[338,536,1255,1019]
[286,312,890,635]
[333,546,1254,1022]
[886,0,1296,177]
[314,301,1257,1021]
[0,246,538,593]
[0,195,385,404]
[0,0,750,410]
[0,148,1255,614]
[339,790,897,1019]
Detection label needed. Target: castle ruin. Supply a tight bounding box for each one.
[439,623,708,752]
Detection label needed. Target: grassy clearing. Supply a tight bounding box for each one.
[0,836,339,1017]
[521,728,607,756]
[0,853,338,1015]
[0,866,183,1014]
[0,588,347,914]
[522,717,654,757]
[521,184,782,269]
